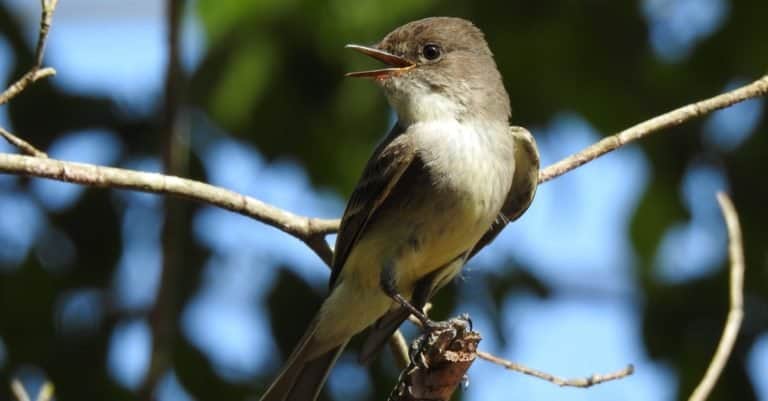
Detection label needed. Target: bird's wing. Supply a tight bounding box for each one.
[329,123,415,287]
[468,126,540,259]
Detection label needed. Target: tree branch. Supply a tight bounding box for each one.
[538,74,768,184]
[476,351,634,387]
[0,75,766,265]
[0,0,59,105]
[0,68,56,105]
[0,154,337,263]
[0,0,59,158]
[687,192,745,401]
[34,0,59,68]
[0,74,764,265]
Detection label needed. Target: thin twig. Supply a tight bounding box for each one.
[538,74,768,184]
[476,351,634,388]
[0,127,48,157]
[35,0,59,68]
[388,329,411,370]
[0,68,56,105]
[0,0,59,158]
[687,192,745,401]
[0,0,59,105]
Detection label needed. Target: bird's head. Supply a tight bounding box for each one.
[346,17,510,124]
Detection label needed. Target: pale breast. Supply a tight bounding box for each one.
[413,119,514,215]
[339,119,515,295]
[392,119,515,287]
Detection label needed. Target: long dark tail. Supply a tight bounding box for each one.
[259,321,349,401]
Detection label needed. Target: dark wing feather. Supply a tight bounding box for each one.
[468,126,540,260]
[329,123,414,287]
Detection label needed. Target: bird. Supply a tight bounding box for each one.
[259,16,539,401]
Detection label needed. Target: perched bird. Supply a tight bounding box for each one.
[260,16,539,401]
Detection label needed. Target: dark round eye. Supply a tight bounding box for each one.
[422,44,442,61]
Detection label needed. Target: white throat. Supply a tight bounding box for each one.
[386,80,472,125]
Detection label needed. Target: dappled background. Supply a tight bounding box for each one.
[0,0,767,400]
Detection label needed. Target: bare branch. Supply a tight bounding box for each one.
[477,192,743,395]
[0,154,337,262]
[388,329,411,370]
[0,0,59,157]
[305,232,334,267]
[0,68,56,105]
[0,127,48,157]
[687,192,745,401]
[0,75,765,263]
[0,0,59,105]
[476,351,634,388]
[35,0,59,68]
[537,75,768,184]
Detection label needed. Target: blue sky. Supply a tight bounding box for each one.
[1,0,766,400]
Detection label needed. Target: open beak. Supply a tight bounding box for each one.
[345,44,415,79]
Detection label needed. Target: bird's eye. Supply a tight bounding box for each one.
[422,44,442,61]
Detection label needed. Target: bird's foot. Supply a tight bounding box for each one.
[419,313,472,332]
[409,313,474,370]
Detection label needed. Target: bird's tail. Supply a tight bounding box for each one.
[359,307,410,364]
[259,318,349,401]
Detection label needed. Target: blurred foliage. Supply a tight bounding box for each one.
[1,0,767,401]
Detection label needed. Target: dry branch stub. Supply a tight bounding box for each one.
[389,317,480,401]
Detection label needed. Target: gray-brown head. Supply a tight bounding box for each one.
[346,17,510,125]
